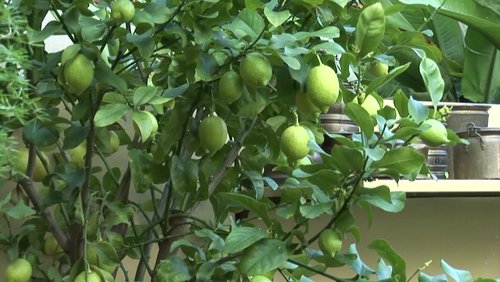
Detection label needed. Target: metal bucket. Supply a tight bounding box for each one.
[320,103,359,134]
[427,147,448,179]
[453,124,500,179]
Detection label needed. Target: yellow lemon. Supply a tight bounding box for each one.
[240,53,272,87]
[306,64,339,108]
[419,119,449,147]
[280,125,310,161]
[319,229,342,257]
[64,54,94,95]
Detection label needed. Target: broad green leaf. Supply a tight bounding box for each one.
[4,202,36,219]
[358,189,406,213]
[419,272,448,282]
[129,149,155,193]
[330,146,364,176]
[263,7,290,27]
[393,90,409,118]
[94,61,127,93]
[23,119,59,148]
[133,86,158,106]
[94,104,129,127]
[419,57,444,108]
[134,2,172,24]
[372,147,425,176]
[245,171,264,200]
[279,54,301,70]
[366,63,411,94]
[295,26,340,40]
[431,14,464,65]
[103,202,135,226]
[126,29,155,58]
[132,111,158,141]
[400,0,500,48]
[171,156,198,195]
[239,239,288,275]
[162,84,189,98]
[156,255,192,282]
[29,21,63,43]
[195,52,218,82]
[223,9,265,40]
[63,124,88,150]
[345,103,375,138]
[194,229,224,252]
[312,41,345,56]
[376,259,393,280]
[87,242,120,273]
[462,28,500,103]
[224,226,267,254]
[440,260,472,282]
[299,202,332,219]
[369,240,406,281]
[408,96,428,123]
[217,193,271,225]
[81,22,107,43]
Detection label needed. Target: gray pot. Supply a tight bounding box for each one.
[320,103,359,134]
[453,125,500,179]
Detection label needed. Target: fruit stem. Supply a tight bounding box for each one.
[292,110,299,126]
[315,53,323,65]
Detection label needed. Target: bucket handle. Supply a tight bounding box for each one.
[466,123,486,150]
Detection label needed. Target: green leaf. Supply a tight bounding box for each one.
[23,119,59,148]
[299,202,332,219]
[431,14,464,65]
[29,21,63,43]
[345,103,374,137]
[372,147,425,177]
[263,7,290,27]
[224,9,265,40]
[156,255,192,282]
[132,111,157,141]
[358,187,406,213]
[440,260,472,282]
[133,86,158,106]
[312,41,345,56]
[4,202,36,219]
[134,2,172,24]
[239,239,288,275]
[195,52,218,82]
[408,96,428,123]
[126,29,155,58]
[217,193,271,226]
[224,226,268,254]
[330,146,364,176]
[279,54,301,70]
[104,202,135,225]
[171,156,198,195]
[462,28,500,103]
[295,26,340,40]
[376,259,393,280]
[419,57,444,108]
[369,240,406,281]
[81,22,107,43]
[129,149,155,193]
[94,61,127,93]
[94,104,129,127]
[245,171,264,200]
[393,90,409,118]
[419,272,448,282]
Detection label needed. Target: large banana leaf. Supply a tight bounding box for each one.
[399,0,500,49]
[462,28,500,103]
[430,14,464,65]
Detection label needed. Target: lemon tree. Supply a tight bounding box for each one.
[0,1,493,282]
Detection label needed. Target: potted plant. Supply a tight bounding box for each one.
[0,0,497,281]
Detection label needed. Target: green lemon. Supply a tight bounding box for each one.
[296,90,321,117]
[319,229,342,257]
[306,64,340,108]
[13,148,48,182]
[74,270,102,282]
[111,0,135,22]
[250,275,273,282]
[68,142,87,166]
[419,119,449,147]
[5,258,32,282]
[240,52,272,87]
[44,233,63,257]
[367,60,388,76]
[280,125,310,161]
[361,94,381,116]
[109,131,120,153]
[199,116,228,153]
[63,54,94,95]
[217,70,243,104]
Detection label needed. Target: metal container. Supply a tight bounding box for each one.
[427,147,448,179]
[320,103,359,134]
[453,125,500,179]
[447,104,490,132]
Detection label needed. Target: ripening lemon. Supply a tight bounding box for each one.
[250,275,273,282]
[68,142,87,166]
[319,229,342,257]
[367,60,389,76]
[217,70,243,104]
[419,119,450,147]
[199,116,228,153]
[361,94,381,116]
[44,234,63,257]
[280,125,310,161]
[64,54,94,95]
[5,258,32,282]
[240,52,272,87]
[13,148,48,182]
[111,0,135,22]
[295,90,321,117]
[306,64,340,108]
[74,270,102,282]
